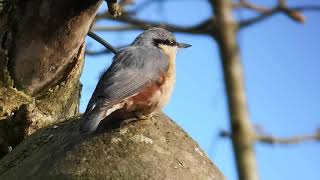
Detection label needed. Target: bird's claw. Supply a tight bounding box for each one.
[119,114,154,128]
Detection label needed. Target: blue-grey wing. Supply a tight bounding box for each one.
[86,46,169,112]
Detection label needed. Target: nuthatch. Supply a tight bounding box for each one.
[80,27,191,133]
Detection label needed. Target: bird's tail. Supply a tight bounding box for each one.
[79,109,107,134]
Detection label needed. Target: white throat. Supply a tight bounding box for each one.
[159,44,178,60]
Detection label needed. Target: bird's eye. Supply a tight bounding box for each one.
[169,40,176,46]
[153,39,176,47]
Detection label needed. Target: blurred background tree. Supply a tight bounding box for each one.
[84,0,320,180]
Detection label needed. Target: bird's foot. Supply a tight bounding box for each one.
[120,118,138,128]
[119,114,154,128]
[136,114,153,120]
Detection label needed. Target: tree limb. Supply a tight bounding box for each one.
[86,49,113,55]
[220,129,320,145]
[94,14,215,35]
[0,113,225,180]
[85,45,126,56]
[256,130,320,145]
[210,0,258,179]
[87,31,118,54]
[239,4,320,28]
[92,25,144,32]
[233,0,269,13]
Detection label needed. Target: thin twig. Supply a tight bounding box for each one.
[233,0,269,13]
[94,13,215,35]
[85,45,127,56]
[87,31,118,54]
[256,131,320,145]
[220,129,320,145]
[239,4,320,28]
[85,49,114,55]
[92,25,143,32]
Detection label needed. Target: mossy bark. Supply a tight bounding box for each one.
[0,112,225,180]
[0,0,102,157]
[0,1,225,179]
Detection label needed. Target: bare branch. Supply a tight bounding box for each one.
[256,130,320,145]
[220,129,320,145]
[282,8,305,23]
[92,25,144,32]
[85,49,114,55]
[87,31,118,54]
[94,13,215,35]
[239,7,278,28]
[233,0,269,13]
[85,45,127,56]
[239,4,320,28]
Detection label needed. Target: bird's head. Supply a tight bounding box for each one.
[132,27,191,56]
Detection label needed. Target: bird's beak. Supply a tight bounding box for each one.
[177,42,192,48]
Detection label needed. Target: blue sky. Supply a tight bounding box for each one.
[80,0,320,179]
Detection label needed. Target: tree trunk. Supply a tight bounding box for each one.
[212,0,259,180]
[0,1,224,179]
[0,0,102,157]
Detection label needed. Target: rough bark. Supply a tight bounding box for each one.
[0,112,225,180]
[0,1,225,179]
[0,0,102,157]
[211,0,259,180]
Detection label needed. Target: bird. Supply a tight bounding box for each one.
[80,27,191,133]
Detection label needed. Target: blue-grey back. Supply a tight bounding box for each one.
[85,45,169,112]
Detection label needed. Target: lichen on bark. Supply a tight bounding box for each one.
[0,112,225,180]
[0,1,225,179]
[0,0,102,157]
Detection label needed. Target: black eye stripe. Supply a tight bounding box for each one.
[153,39,177,46]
